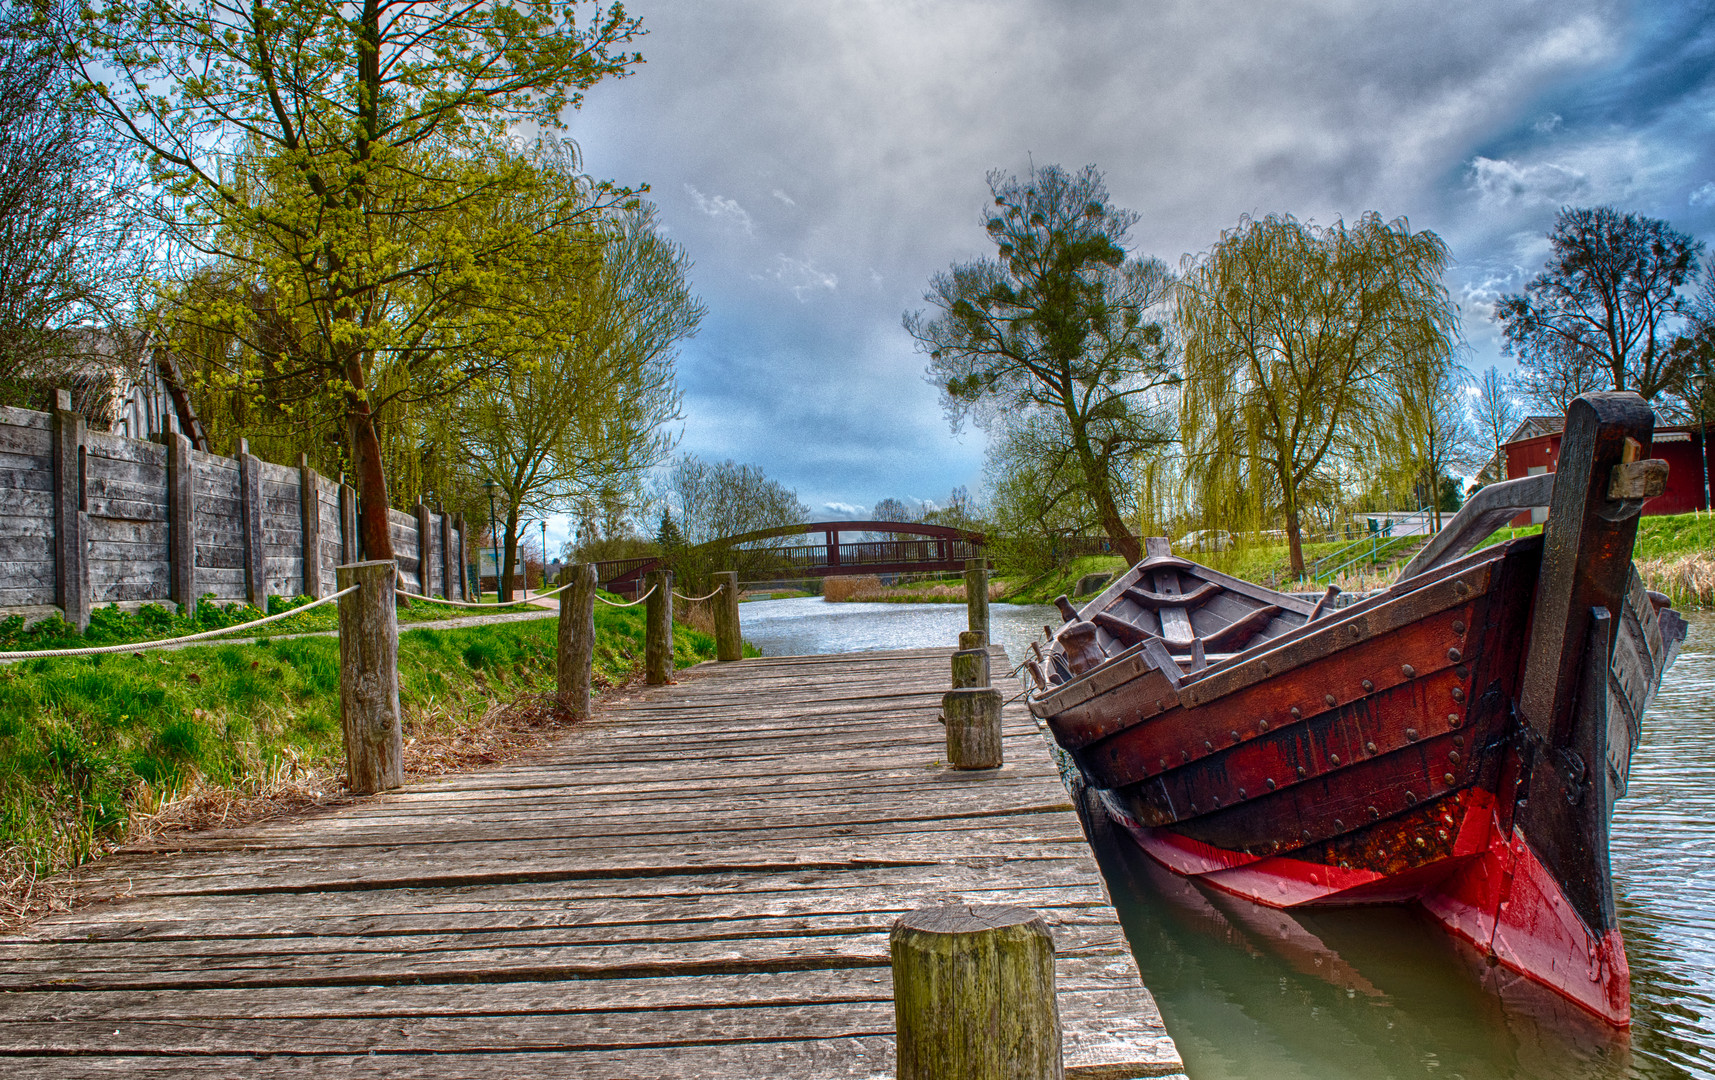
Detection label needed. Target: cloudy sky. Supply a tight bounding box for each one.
[560,0,1715,528]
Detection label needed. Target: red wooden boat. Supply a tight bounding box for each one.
[1026,393,1687,1026]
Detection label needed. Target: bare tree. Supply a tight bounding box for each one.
[1470,365,1522,483]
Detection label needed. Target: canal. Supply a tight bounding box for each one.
[738,596,1715,1079]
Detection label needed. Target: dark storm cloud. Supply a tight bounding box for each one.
[565,0,1706,517]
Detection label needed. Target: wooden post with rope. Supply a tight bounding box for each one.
[558,563,598,720]
[336,560,402,794]
[713,570,742,662]
[645,569,673,685]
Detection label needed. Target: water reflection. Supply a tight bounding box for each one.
[736,598,1715,1077]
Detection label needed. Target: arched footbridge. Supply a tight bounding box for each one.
[594,520,986,595]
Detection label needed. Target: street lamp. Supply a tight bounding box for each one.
[483,479,499,602]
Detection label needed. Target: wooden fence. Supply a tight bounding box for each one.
[2,391,470,629]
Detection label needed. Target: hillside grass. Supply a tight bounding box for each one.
[0,600,728,924]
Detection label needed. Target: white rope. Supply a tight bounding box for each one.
[394,580,569,609]
[670,583,726,603]
[0,585,360,660]
[594,583,657,608]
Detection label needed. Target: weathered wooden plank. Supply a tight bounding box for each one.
[83,430,167,466]
[0,459,52,487]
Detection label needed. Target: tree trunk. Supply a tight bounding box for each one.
[500,504,521,602]
[344,369,394,562]
[1065,407,1141,564]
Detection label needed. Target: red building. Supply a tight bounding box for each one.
[1501,415,1713,525]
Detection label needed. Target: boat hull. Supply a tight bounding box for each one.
[1046,539,1684,1027]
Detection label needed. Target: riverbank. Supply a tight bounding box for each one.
[0,605,725,928]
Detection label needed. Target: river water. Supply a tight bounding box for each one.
[738,597,1715,1079]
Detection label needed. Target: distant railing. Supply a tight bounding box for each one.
[1309,506,1436,584]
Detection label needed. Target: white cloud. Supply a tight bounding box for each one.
[1466,156,1591,208]
[765,254,838,301]
[1691,181,1715,206]
[684,184,754,235]
[823,501,865,516]
[1532,113,1565,134]
[771,188,797,207]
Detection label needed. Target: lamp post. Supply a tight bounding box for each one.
[483,479,499,603]
[540,519,548,591]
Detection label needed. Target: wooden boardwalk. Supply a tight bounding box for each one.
[0,647,1182,1078]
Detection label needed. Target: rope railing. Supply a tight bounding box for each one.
[670,583,726,603]
[394,580,570,610]
[594,583,657,608]
[0,584,360,661]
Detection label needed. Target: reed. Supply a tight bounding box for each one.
[1637,551,1715,609]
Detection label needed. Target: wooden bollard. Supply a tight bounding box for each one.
[951,648,990,689]
[557,562,598,719]
[943,687,1003,769]
[958,630,986,651]
[965,558,990,639]
[645,569,673,685]
[713,570,742,662]
[891,905,1062,1080]
[336,560,402,794]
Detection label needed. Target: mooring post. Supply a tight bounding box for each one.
[336,560,402,794]
[942,686,1003,768]
[558,562,598,720]
[645,568,674,685]
[958,630,986,651]
[965,558,989,639]
[951,648,990,689]
[891,904,1062,1080]
[713,570,742,661]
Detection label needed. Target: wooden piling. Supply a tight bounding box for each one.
[164,430,196,616]
[951,647,990,689]
[943,686,1003,769]
[965,558,989,639]
[645,569,673,685]
[891,904,1063,1080]
[958,630,987,651]
[238,438,267,611]
[336,560,402,795]
[713,570,742,662]
[299,454,323,599]
[50,389,88,630]
[558,562,598,720]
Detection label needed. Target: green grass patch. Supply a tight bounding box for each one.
[999,556,1129,605]
[0,599,724,893]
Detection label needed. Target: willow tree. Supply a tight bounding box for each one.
[70,0,642,558]
[906,164,1177,565]
[1178,213,1460,577]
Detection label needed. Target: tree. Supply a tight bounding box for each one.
[461,202,694,599]
[0,0,146,405]
[661,456,809,590]
[1497,206,1703,403]
[1373,363,1479,529]
[905,164,1177,565]
[981,411,1112,575]
[71,0,643,558]
[871,497,917,523]
[1470,365,1522,484]
[1177,212,1461,577]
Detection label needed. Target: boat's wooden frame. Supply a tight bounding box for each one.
[1028,393,1688,1026]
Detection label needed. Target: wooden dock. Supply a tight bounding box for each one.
[0,647,1182,1078]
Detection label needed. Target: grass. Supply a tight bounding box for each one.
[821,574,1006,604]
[998,556,1129,605]
[0,598,730,924]
[0,592,522,654]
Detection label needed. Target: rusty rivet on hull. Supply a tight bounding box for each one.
[1448,648,1462,663]
[1330,753,1341,765]
[1334,818,1344,830]
[1211,796,1221,808]
[1266,778,1276,790]
[1452,620,1465,634]
[1444,773,1456,784]
[1259,718,1270,732]
[1183,750,1191,762]
[1297,766,1307,778]
[1438,828,1449,841]
[1238,788,1247,799]
[1362,679,1374,693]
[1453,734,1464,747]
[1368,805,1380,818]
[1231,730,1241,743]
[1451,687,1466,702]
[1405,727,1419,741]
[1159,757,1168,769]
[1290,706,1302,719]
[1448,712,1462,729]
[1325,693,1337,707]
[1401,664,1417,678]
[1366,741,1377,754]
[1454,581,1469,596]
[1302,829,1312,840]
[1405,790,1418,805]
[1456,665,1470,680]
[1204,740,1214,751]
[1448,750,1461,764]
[1416,837,1428,847]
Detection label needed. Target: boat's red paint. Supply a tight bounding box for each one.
[1113,785,1631,1026]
